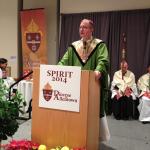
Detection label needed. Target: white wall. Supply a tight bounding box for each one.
[60,0,150,13]
[0,0,18,78]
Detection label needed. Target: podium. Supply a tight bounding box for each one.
[32,68,100,150]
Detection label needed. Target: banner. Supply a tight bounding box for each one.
[20,9,48,77]
[39,65,81,112]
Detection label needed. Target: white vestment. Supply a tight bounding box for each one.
[3,77,15,88]
[99,115,110,141]
[111,70,138,99]
[137,73,150,122]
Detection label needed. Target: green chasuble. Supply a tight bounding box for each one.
[58,38,109,117]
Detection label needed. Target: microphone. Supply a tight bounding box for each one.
[9,70,33,100]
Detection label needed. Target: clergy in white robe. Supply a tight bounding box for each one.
[137,65,150,123]
[111,61,139,120]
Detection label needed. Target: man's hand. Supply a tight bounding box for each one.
[94,71,101,80]
[116,91,121,100]
[124,87,132,97]
[143,91,150,99]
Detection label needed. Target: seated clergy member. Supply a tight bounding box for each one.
[137,65,150,123]
[110,61,139,120]
[0,58,15,88]
[0,58,8,79]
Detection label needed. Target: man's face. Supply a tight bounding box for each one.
[0,63,7,70]
[79,20,93,40]
[121,62,128,74]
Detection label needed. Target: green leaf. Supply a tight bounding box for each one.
[0,78,24,140]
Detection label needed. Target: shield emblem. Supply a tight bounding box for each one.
[26,32,41,52]
[43,89,53,101]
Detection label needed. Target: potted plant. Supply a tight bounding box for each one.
[0,78,26,145]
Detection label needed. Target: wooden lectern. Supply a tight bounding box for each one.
[32,68,100,150]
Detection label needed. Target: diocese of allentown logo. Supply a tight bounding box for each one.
[43,82,53,101]
[25,19,42,53]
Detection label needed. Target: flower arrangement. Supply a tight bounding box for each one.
[1,139,39,150]
[1,139,86,150]
[43,145,86,150]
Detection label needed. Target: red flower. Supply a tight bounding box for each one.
[3,139,39,150]
[72,147,86,150]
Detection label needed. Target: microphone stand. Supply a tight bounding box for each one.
[9,70,33,101]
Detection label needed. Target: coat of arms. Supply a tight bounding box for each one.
[43,83,53,101]
[25,19,42,52]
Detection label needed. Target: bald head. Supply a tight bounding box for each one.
[81,19,94,28]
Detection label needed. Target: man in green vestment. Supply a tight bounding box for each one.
[58,19,110,141]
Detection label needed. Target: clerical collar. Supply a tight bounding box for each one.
[122,71,127,76]
[81,36,93,44]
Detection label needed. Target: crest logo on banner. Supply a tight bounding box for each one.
[25,19,42,53]
[39,65,81,112]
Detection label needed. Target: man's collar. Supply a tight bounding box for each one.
[81,36,93,43]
